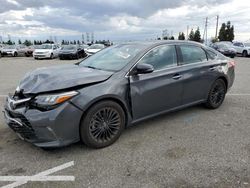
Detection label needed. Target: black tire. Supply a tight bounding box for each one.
[230,54,235,58]
[14,52,18,57]
[242,50,248,57]
[205,79,226,109]
[80,100,125,148]
[50,53,54,59]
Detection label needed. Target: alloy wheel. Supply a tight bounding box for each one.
[89,107,121,143]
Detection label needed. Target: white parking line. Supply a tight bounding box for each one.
[0,161,75,188]
[227,93,250,96]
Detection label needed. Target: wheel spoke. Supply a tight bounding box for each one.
[89,107,121,143]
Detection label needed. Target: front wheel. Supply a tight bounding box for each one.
[13,52,18,57]
[50,53,54,59]
[242,51,248,57]
[205,79,226,109]
[80,100,125,148]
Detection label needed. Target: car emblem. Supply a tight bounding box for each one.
[16,86,21,93]
[10,101,16,110]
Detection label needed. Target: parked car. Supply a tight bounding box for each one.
[24,45,39,57]
[3,41,235,149]
[59,45,87,60]
[1,45,19,57]
[0,45,2,58]
[233,42,250,57]
[85,44,105,55]
[210,42,236,58]
[80,44,90,50]
[33,44,60,59]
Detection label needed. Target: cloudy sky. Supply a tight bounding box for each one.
[0,0,250,42]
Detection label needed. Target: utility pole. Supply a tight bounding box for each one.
[186,25,189,40]
[203,17,208,45]
[215,15,219,39]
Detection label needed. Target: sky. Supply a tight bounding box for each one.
[0,0,250,43]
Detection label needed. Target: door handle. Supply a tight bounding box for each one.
[172,74,182,80]
[209,66,217,71]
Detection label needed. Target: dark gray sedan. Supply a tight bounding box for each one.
[3,41,235,148]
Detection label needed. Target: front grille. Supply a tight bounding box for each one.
[5,109,36,139]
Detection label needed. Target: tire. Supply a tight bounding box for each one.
[242,50,248,57]
[50,53,54,59]
[14,52,18,57]
[230,54,235,58]
[205,79,226,109]
[80,100,125,148]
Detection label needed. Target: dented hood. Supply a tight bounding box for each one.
[19,64,113,94]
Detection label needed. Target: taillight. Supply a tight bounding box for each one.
[228,61,235,67]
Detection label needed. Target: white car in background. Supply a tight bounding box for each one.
[233,42,250,57]
[33,44,60,59]
[85,44,105,55]
[1,45,19,57]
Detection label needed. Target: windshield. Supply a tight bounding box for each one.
[62,46,77,50]
[79,44,146,72]
[4,46,16,49]
[245,43,250,47]
[38,44,53,49]
[218,43,231,49]
[89,44,105,49]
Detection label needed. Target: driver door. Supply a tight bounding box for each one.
[129,44,183,121]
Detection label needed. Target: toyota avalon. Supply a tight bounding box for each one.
[3,41,235,149]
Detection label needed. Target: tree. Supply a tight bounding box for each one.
[218,21,234,41]
[178,32,185,40]
[193,27,201,42]
[163,36,168,40]
[18,39,22,45]
[211,37,219,43]
[23,40,32,46]
[169,36,175,40]
[188,29,195,41]
[6,40,14,45]
[227,22,234,41]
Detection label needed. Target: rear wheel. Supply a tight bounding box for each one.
[242,50,248,57]
[13,52,18,57]
[80,100,125,148]
[50,53,54,59]
[205,79,226,109]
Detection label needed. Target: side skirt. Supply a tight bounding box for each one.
[130,99,206,126]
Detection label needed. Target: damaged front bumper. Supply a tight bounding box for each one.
[3,95,83,148]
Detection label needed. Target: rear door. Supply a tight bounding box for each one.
[177,45,219,105]
[129,44,183,120]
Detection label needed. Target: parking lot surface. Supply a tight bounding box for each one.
[0,56,250,188]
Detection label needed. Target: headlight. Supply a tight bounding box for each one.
[34,91,78,110]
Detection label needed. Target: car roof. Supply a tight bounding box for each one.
[117,40,205,48]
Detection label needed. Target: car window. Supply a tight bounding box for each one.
[138,45,177,70]
[233,43,238,46]
[206,49,217,60]
[180,45,207,64]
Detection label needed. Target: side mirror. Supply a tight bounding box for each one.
[135,63,154,74]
